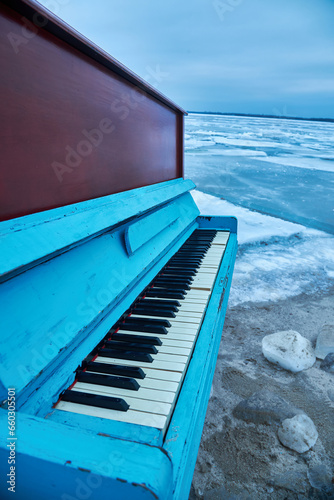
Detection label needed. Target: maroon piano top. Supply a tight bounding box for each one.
[0,0,186,222]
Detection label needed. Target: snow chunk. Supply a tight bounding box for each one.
[262,330,316,372]
[278,414,318,453]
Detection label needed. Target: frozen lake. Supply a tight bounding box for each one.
[185,113,334,234]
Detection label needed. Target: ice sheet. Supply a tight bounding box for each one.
[185,113,334,234]
[192,190,334,306]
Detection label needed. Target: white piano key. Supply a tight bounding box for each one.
[85,370,179,392]
[118,322,198,334]
[192,278,217,285]
[160,338,194,348]
[139,377,179,392]
[158,345,191,356]
[129,315,201,326]
[116,329,197,342]
[190,280,216,287]
[213,232,229,244]
[204,251,223,257]
[178,298,207,306]
[95,355,187,373]
[209,239,227,246]
[196,268,218,274]
[139,367,182,383]
[172,311,204,320]
[71,386,172,415]
[184,291,210,299]
[144,296,208,306]
[73,382,176,405]
[176,304,206,313]
[199,261,222,267]
[56,401,168,430]
[190,282,215,290]
[130,311,203,320]
[190,285,212,291]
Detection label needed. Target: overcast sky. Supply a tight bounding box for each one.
[39,0,334,118]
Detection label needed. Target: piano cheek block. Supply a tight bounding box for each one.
[61,390,129,411]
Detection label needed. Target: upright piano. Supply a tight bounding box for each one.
[0,1,237,498]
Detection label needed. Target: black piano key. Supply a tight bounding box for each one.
[131,307,176,318]
[169,258,203,264]
[112,333,162,346]
[156,276,193,284]
[182,244,210,249]
[139,298,181,307]
[85,362,145,379]
[151,286,188,295]
[187,237,213,240]
[175,253,206,259]
[153,281,190,291]
[166,265,199,271]
[77,371,140,390]
[62,389,129,411]
[118,322,169,334]
[174,248,205,253]
[157,269,196,276]
[145,289,185,299]
[189,232,216,238]
[135,300,179,311]
[162,270,197,277]
[123,317,171,328]
[134,300,178,308]
[167,262,199,268]
[105,340,158,354]
[99,348,153,363]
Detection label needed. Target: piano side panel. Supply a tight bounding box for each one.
[0,4,183,222]
[163,227,238,500]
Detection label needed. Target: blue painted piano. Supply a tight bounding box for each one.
[0,1,237,499]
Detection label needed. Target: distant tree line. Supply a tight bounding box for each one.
[188,111,334,123]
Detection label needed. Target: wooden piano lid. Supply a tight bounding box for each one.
[0,0,187,222]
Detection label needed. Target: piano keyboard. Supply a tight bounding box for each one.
[55,229,229,433]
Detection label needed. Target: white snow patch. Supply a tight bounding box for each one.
[278,414,318,453]
[258,155,334,173]
[262,330,316,373]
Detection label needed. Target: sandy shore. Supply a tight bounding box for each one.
[190,286,334,499]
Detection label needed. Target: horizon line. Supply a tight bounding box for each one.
[187,111,334,123]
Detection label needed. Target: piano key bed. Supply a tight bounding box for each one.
[55,229,230,434]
